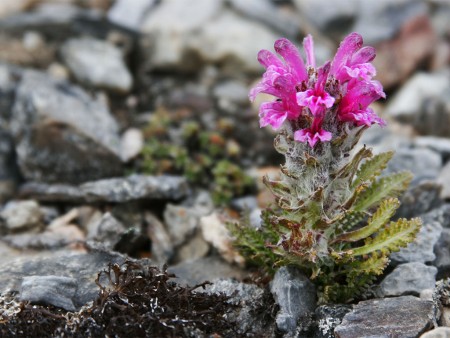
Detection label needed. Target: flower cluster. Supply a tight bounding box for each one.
[250,33,386,147]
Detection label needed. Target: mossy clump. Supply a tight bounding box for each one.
[138,108,255,205]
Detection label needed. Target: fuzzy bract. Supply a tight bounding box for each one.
[250,32,386,147]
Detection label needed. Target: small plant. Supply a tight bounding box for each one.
[230,33,421,303]
[139,108,255,205]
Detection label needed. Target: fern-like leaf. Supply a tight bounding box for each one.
[352,171,412,212]
[326,210,367,239]
[331,198,400,244]
[351,151,394,189]
[348,217,421,257]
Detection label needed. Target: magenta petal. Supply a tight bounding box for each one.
[259,101,288,130]
[303,34,316,68]
[351,46,376,64]
[257,49,284,69]
[294,128,332,147]
[274,38,308,82]
[330,32,363,76]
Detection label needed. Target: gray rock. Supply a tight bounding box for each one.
[207,279,276,337]
[270,266,316,333]
[230,195,258,212]
[397,180,443,218]
[190,9,280,73]
[60,37,133,93]
[169,256,246,286]
[421,327,450,338]
[438,161,450,199]
[433,228,450,279]
[0,200,43,233]
[293,0,358,36]
[0,3,101,37]
[385,72,450,135]
[386,147,442,184]
[174,229,210,263]
[377,262,437,297]
[0,250,126,309]
[314,304,352,338]
[213,80,250,114]
[415,136,450,162]
[141,1,278,73]
[145,212,173,264]
[422,204,450,228]
[10,70,122,184]
[334,296,436,338]
[20,174,189,203]
[163,204,199,247]
[359,125,412,154]
[86,212,126,250]
[140,0,223,71]
[20,275,77,311]
[353,0,429,44]
[391,220,442,264]
[229,0,300,37]
[107,0,156,31]
[120,128,144,162]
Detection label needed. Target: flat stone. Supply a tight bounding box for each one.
[385,71,450,124]
[386,148,442,183]
[270,266,316,333]
[334,296,435,338]
[397,180,443,218]
[86,212,126,250]
[20,275,77,311]
[60,37,133,93]
[377,262,437,297]
[415,136,450,162]
[314,304,352,338]
[0,200,43,233]
[19,174,189,203]
[163,204,199,247]
[0,250,126,309]
[10,70,123,184]
[391,220,442,264]
[169,256,246,287]
[206,278,276,337]
[145,212,173,264]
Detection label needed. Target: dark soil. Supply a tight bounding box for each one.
[0,261,237,337]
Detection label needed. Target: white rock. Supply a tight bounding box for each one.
[385,72,450,121]
[120,128,144,162]
[107,0,156,31]
[200,213,244,265]
[60,37,133,93]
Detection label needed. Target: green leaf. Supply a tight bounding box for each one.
[332,198,400,244]
[346,254,389,277]
[333,146,373,181]
[352,171,412,212]
[351,151,394,189]
[326,210,367,239]
[348,217,422,257]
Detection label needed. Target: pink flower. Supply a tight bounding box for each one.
[296,62,335,116]
[250,32,386,147]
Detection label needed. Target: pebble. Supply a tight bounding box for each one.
[270,266,316,333]
[376,262,437,297]
[391,220,442,265]
[421,327,450,338]
[60,37,133,93]
[20,174,189,203]
[0,200,43,233]
[334,296,436,338]
[20,275,78,311]
[120,128,144,162]
[107,0,156,31]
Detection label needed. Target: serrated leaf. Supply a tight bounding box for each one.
[333,146,373,181]
[351,151,394,189]
[346,254,389,276]
[352,171,412,212]
[326,210,367,238]
[332,198,400,244]
[348,217,421,257]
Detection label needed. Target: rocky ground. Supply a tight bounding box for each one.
[0,0,449,337]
